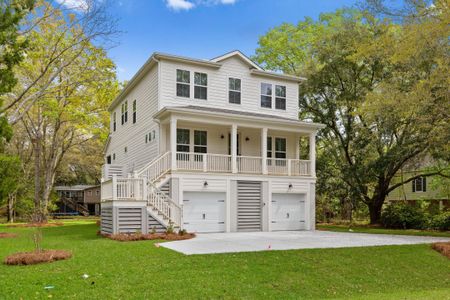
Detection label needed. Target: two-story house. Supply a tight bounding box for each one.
[100,51,324,234]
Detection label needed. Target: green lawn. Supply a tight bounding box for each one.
[317,224,450,237]
[0,221,449,299]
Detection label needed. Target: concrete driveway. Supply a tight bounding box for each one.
[160,230,450,255]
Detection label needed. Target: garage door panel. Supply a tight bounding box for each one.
[272,193,306,231]
[183,192,225,233]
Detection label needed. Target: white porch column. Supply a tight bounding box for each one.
[295,135,300,160]
[231,124,237,173]
[170,117,177,170]
[261,127,268,174]
[309,132,316,177]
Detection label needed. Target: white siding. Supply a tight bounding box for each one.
[182,178,227,192]
[159,56,299,120]
[106,65,160,173]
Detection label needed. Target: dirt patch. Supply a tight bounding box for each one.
[0,232,17,238]
[6,222,64,228]
[4,250,72,265]
[432,242,450,258]
[102,232,195,242]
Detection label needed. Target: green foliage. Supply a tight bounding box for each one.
[254,4,449,223]
[430,212,450,231]
[381,202,428,229]
[0,154,21,203]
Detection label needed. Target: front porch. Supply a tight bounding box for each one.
[159,112,317,177]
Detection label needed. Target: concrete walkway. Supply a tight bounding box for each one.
[160,230,450,255]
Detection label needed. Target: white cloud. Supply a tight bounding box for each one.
[55,0,89,11]
[166,0,195,11]
[165,0,237,11]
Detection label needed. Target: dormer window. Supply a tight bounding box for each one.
[194,72,207,100]
[261,83,272,108]
[176,69,190,98]
[229,78,241,104]
[275,85,286,110]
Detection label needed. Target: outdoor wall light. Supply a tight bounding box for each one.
[245,137,250,141]
[220,134,224,139]
[288,183,293,189]
[204,181,208,187]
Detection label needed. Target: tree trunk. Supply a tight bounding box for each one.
[368,195,385,224]
[7,194,15,223]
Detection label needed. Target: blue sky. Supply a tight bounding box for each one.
[101,0,359,81]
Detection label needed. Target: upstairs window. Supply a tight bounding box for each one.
[121,101,128,125]
[229,78,241,104]
[275,85,286,110]
[113,112,116,132]
[261,83,272,108]
[132,100,137,124]
[176,69,190,98]
[194,72,207,100]
[412,177,427,192]
[194,130,207,153]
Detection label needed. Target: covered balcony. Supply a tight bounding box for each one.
[156,105,320,177]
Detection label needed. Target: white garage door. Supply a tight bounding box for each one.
[183,192,226,233]
[271,193,305,231]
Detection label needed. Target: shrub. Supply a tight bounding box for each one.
[381,202,428,229]
[432,242,450,259]
[430,212,450,231]
[4,250,72,265]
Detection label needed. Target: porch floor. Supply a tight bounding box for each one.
[160,231,450,255]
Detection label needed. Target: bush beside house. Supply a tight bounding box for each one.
[381,202,449,231]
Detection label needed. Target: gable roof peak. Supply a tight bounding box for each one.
[210,50,263,71]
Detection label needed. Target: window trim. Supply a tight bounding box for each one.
[194,130,207,153]
[412,177,427,192]
[194,72,208,100]
[176,69,190,98]
[228,77,241,104]
[260,82,272,108]
[275,85,286,110]
[132,100,137,124]
[113,112,116,132]
[176,128,190,153]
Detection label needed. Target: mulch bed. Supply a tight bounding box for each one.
[101,232,196,242]
[0,233,17,238]
[6,222,64,228]
[432,242,450,259]
[4,250,72,265]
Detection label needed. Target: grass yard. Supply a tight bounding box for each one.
[0,221,449,299]
[317,224,450,238]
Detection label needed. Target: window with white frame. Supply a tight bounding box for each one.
[261,83,272,108]
[194,130,207,153]
[113,112,116,132]
[176,69,190,98]
[132,100,137,123]
[177,129,190,152]
[412,177,427,192]
[267,136,272,159]
[229,78,241,104]
[194,72,207,100]
[121,101,128,125]
[275,138,286,159]
[275,85,286,110]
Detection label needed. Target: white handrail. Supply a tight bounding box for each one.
[147,182,182,226]
[137,151,171,182]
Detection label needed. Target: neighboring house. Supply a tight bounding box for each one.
[100,50,324,234]
[55,185,101,216]
[387,171,449,211]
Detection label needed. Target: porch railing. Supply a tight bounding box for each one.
[175,152,311,176]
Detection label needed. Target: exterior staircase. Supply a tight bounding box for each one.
[134,152,180,229]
